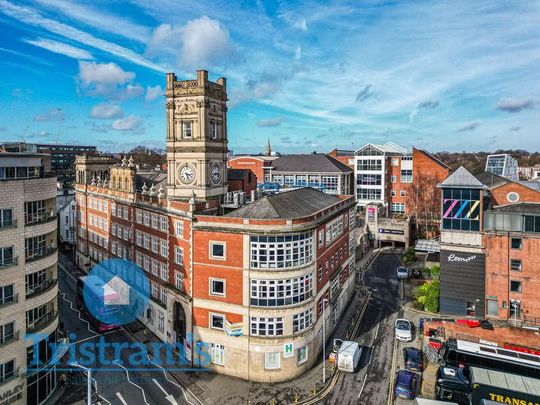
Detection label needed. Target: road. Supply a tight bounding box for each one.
[56,251,197,405]
[325,251,405,405]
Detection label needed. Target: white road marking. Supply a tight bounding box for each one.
[357,373,368,399]
[153,379,178,405]
[115,392,128,405]
[373,323,380,341]
[148,355,197,405]
[58,288,98,336]
[113,360,149,405]
[73,329,118,344]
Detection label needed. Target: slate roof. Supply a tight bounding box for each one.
[225,187,342,219]
[475,172,509,189]
[488,202,540,215]
[271,154,352,173]
[227,169,251,180]
[439,166,487,188]
[135,171,167,191]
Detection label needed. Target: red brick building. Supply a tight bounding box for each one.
[75,70,357,381]
[228,156,276,183]
[227,168,257,195]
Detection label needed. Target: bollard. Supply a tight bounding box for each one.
[312,386,317,395]
[271,399,276,405]
[294,393,300,403]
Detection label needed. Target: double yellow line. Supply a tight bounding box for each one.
[387,336,399,405]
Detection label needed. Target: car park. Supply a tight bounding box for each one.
[394,369,421,400]
[395,318,413,342]
[403,347,423,371]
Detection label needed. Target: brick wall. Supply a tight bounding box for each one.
[489,182,540,206]
[228,157,266,183]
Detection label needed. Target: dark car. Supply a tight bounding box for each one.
[403,347,423,371]
[394,370,420,400]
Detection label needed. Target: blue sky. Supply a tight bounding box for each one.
[0,0,538,154]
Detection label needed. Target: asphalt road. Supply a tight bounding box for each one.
[325,251,404,405]
[56,251,195,405]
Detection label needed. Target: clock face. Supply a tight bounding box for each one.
[179,165,195,184]
[210,163,221,184]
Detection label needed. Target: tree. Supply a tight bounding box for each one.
[127,146,165,169]
[406,173,442,238]
[414,279,440,313]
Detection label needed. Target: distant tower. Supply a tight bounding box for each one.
[165,70,229,201]
[265,139,272,156]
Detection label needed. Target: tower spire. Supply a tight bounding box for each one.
[265,138,272,156]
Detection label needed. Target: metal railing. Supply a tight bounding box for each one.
[0,257,18,268]
[523,315,540,327]
[25,211,56,226]
[26,311,58,334]
[25,246,57,262]
[0,219,17,230]
[26,279,58,298]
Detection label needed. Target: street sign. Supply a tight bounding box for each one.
[283,342,294,358]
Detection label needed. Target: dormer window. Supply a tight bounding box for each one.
[182,121,192,138]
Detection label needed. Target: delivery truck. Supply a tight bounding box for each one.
[335,340,362,372]
[435,365,540,405]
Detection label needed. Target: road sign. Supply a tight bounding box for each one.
[283,342,294,358]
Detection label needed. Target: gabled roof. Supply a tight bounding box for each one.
[225,187,342,219]
[271,154,352,173]
[354,142,407,155]
[413,147,450,170]
[439,166,487,188]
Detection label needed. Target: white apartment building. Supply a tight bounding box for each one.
[0,152,59,405]
[485,154,519,181]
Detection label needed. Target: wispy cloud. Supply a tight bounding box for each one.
[0,0,165,72]
[33,108,64,122]
[257,117,284,127]
[90,103,123,119]
[112,115,144,134]
[496,98,534,113]
[457,121,480,132]
[24,37,94,60]
[145,85,163,101]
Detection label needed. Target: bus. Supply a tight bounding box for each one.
[441,339,540,379]
[76,276,119,333]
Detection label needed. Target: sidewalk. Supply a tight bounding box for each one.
[128,249,379,405]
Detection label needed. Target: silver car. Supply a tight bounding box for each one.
[395,318,413,342]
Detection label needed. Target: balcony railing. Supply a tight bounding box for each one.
[26,279,58,298]
[25,211,56,226]
[0,219,17,230]
[26,311,58,334]
[25,246,57,262]
[0,294,18,307]
[523,315,540,327]
[0,331,19,347]
[0,257,18,269]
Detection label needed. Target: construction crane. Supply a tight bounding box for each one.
[55,108,64,145]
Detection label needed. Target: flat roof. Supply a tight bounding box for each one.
[470,366,540,397]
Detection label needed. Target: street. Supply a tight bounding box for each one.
[56,251,197,405]
[325,251,407,405]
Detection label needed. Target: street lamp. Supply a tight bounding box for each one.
[322,298,329,384]
[69,362,92,405]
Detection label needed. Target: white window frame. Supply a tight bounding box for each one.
[210,343,225,366]
[210,313,225,330]
[209,278,226,297]
[160,263,168,281]
[296,345,308,365]
[160,239,168,258]
[136,209,142,224]
[264,352,280,370]
[400,189,406,197]
[175,220,184,238]
[175,272,184,290]
[160,216,168,232]
[209,241,226,260]
[175,246,184,265]
[151,213,159,229]
[182,121,192,138]
[250,317,284,336]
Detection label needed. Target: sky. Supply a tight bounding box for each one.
[0,0,538,154]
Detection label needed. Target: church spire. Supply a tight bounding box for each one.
[265,138,272,156]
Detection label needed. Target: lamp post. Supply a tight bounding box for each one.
[322,298,329,384]
[69,363,92,405]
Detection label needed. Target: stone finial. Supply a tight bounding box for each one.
[189,189,196,204]
[149,183,156,196]
[128,156,135,168]
[121,155,127,166]
[103,179,109,187]
[141,182,148,195]
[157,185,165,198]
[90,177,96,186]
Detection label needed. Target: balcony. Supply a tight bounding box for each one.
[0,219,17,231]
[26,311,58,334]
[0,331,19,348]
[25,211,56,226]
[26,279,58,299]
[0,257,18,269]
[25,246,57,263]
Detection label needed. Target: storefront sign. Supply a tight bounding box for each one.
[378,228,404,235]
[283,342,294,358]
[367,207,376,222]
[447,254,477,263]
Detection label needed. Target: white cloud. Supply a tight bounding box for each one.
[90,103,123,119]
[112,115,143,133]
[78,61,144,100]
[24,37,94,60]
[145,85,163,101]
[29,130,51,138]
[293,17,308,31]
[33,108,64,122]
[145,16,236,69]
[0,0,165,72]
[257,117,284,127]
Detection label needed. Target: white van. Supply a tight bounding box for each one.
[335,340,362,372]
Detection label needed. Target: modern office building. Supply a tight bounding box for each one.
[75,70,357,381]
[485,153,519,181]
[35,144,97,185]
[0,151,59,404]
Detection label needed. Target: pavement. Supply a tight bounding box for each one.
[53,248,380,405]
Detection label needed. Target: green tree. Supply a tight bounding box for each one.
[414,279,440,313]
[402,247,416,264]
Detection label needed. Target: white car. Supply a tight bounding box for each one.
[395,318,413,342]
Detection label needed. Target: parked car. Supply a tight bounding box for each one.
[394,369,421,400]
[403,347,423,371]
[395,318,413,342]
[397,266,409,279]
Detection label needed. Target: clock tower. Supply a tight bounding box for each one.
[165,70,228,202]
